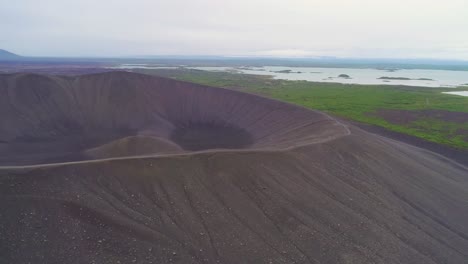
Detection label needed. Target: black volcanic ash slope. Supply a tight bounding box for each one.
[0,72,467,264]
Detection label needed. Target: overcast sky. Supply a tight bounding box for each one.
[1,0,468,59]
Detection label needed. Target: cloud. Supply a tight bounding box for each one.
[1,0,467,59]
[247,49,321,58]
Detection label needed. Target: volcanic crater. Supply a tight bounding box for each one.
[0,71,348,165]
[0,71,467,264]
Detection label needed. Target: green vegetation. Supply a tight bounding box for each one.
[134,68,468,149]
[407,119,468,147]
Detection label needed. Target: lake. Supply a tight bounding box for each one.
[110,64,468,95]
[191,66,468,88]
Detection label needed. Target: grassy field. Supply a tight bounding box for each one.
[134,68,468,149]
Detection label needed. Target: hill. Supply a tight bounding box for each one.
[0,72,467,263]
[0,49,22,61]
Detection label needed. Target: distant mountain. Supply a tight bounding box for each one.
[0,49,22,60]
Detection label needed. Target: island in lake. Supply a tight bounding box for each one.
[376,68,400,72]
[271,69,302,74]
[378,76,434,81]
[338,74,351,79]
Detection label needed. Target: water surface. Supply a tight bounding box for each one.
[192,66,468,88]
[111,64,468,88]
